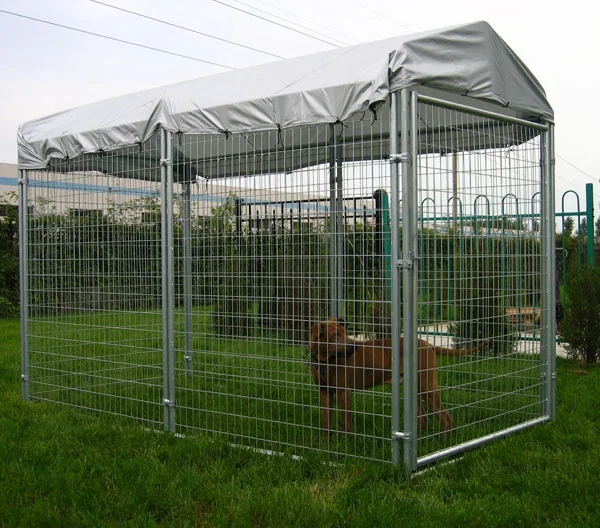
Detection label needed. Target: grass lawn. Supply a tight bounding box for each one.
[1,316,599,527]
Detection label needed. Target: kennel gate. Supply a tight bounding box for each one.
[19,87,556,471]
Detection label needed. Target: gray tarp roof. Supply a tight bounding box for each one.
[17,20,553,177]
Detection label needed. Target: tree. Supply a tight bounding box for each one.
[578,217,587,237]
[560,266,600,364]
[0,192,19,317]
[562,216,574,237]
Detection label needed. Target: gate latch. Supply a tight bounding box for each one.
[397,252,415,269]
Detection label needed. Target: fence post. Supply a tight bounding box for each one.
[328,125,344,318]
[182,179,193,376]
[585,183,595,268]
[18,168,30,401]
[161,128,176,432]
[389,91,402,467]
[394,88,419,473]
[373,189,391,304]
[541,123,557,421]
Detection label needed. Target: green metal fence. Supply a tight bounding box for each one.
[557,183,596,309]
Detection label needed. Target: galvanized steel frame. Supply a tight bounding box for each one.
[19,93,556,471]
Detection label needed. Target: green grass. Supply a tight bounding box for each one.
[22,309,547,463]
[2,317,600,526]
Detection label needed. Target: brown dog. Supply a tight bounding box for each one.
[309,318,485,433]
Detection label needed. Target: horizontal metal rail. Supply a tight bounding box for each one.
[417,416,550,468]
[416,94,550,131]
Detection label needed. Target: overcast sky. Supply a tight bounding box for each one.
[0,0,598,213]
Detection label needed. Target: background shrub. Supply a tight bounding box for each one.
[560,266,600,364]
[449,252,518,355]
[0,194,19,318]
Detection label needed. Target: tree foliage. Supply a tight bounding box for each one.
[560,266,600,364]
[0,193,19,317]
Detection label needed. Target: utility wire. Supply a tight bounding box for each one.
[556,154,596,183]
[216,0,349,47]
[249,0,358,46]
[350,0,415,34]
[212,0,343,48]
[89,0,285,59]
[350,0,414,33]
[0,8,235,69]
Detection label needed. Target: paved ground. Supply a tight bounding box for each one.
[417,324,569,358]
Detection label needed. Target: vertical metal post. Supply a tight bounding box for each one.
[336,138,345,315]
[540,123,556,420]
[390,89,419,472]
[182,180,193,376]
[401,89,419,472]
[328,124,343,318]
[389,92,403,467]
[161,129,176,432]
[585,183,595,268]
[18,168,30,401]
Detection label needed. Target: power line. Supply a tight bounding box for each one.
[89,0,285,60]
[248,0,358,46]
[212,0,343,48]
[217,0,350,47]
[0,8,235,70]
[556,153,595,183]
[349,0,415,34]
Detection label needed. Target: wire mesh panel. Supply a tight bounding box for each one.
[411,96,550,467]
[23,136,166,428]
[171,115,397,461]
[20,91,554,468]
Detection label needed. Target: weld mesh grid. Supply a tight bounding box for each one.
[414,101,546,460]
[22,97,548,464]
[25,135,165,427]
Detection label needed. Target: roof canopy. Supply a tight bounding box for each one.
[18,20,553,176]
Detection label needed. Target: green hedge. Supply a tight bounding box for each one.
[1,193,551,332]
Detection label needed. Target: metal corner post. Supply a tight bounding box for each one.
[401,90,419,472]
[160,128,176,432]
[389,91,402,466]
[389,89,419,472]
[18,169,30,401]
[541,123,556,420]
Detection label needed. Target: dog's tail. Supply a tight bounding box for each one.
[432,340,488,357]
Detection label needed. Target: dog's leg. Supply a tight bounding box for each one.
[422,388,453,432]
[417,401,429,430]
[418,365,453,432]
[319,389,334,433]
[337,389,353,432]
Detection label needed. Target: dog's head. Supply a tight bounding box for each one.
[308,318,352,362]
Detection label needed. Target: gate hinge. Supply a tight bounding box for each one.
[163,398,175,408]
[389,153,408,164]
[392,431,411,441]
[160,158,171,167]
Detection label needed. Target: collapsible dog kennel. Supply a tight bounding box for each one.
[18,21,555,471]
